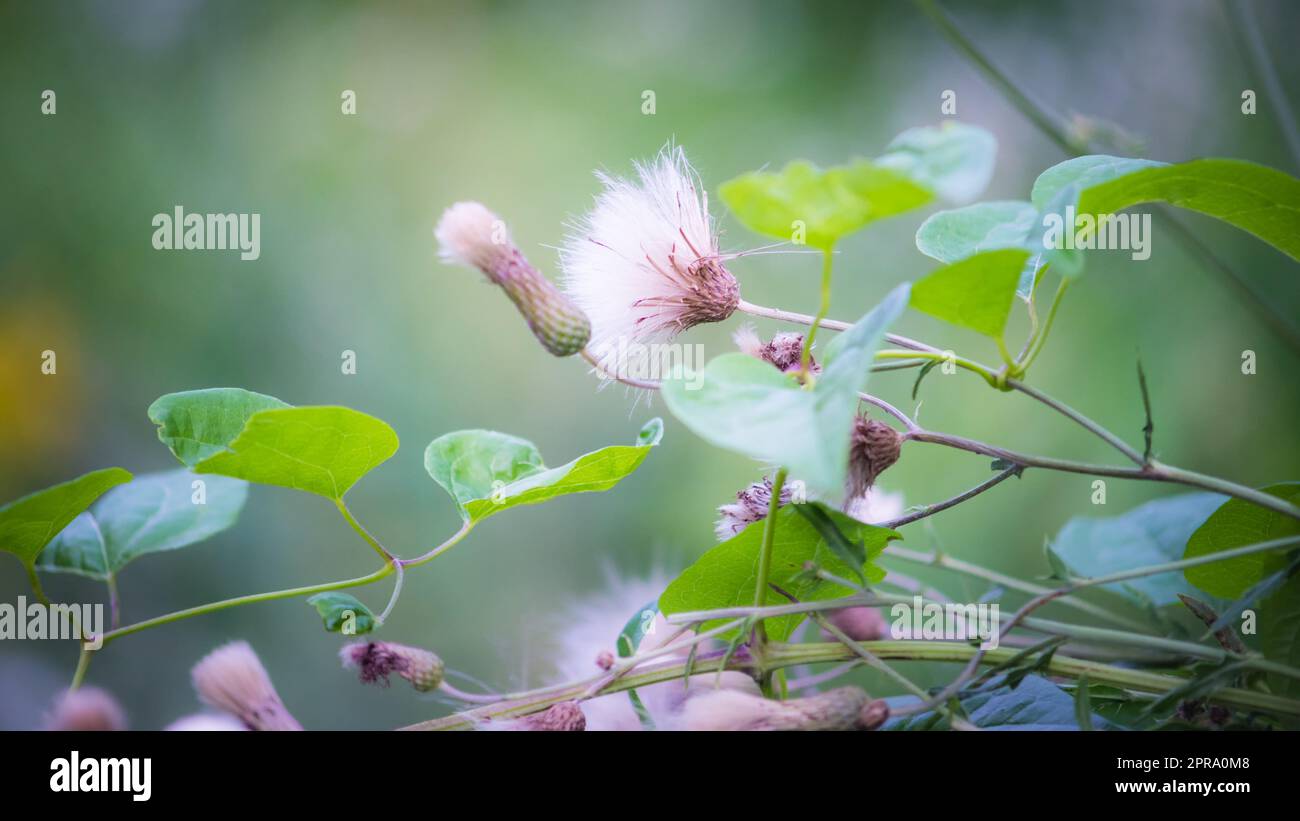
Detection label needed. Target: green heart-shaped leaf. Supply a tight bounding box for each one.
[0,468,133,590]
[425,419,662,524]
[910,248,1032,338]
[149,388,290,467]
[195,406,399,500]
[36,469,247,581]
[659,503,898,641]
[1183,483,1300,599]
[1048,493,1225,607]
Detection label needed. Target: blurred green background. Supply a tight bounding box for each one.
[2,0,1298,730]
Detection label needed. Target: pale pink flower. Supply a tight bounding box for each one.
[191,640,302,731]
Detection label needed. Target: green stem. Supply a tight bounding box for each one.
[1018,277,1069,372]
[25,564,50,606]
[801,249,835,377]
[99,565,394,646]
[912,0,1077,154]
[70,643,92,691]
[405,639,1300,730]
[884,545,1151,632]
[335,498,394,561]
[752,468,789,657]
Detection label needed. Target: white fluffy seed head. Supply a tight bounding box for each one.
[549,567,757,730]
[845,488,905,525]
[164,713,248,732]
[561,145,738,374]
[191,640,302,731]
[435,201,511,274]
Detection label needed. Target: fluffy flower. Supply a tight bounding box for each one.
[191,640,302,731]
[733,325,819,375]
[845,487,905,525]
[561,146,739,374]
[545,567,757,730]
[165,713,247,731]
[715,477,795,541]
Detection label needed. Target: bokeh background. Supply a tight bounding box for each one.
[2,0,1298,730]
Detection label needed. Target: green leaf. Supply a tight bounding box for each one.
[1050,493,1225,607]
[149,388,290,467]
[719,123,996,249]
[909,248,1031,338]
[36,469,247,580]
[1262,574,1300,698]
[425,419,661,524]
[793,503,866,583]
[886,674,1113,731]
[719,161,931,250]
[1030,156,1164,210]
[914,201,1044,298]
[1033,156,1300,263]
[658,503,898,642]
[306,592,375,635]
[616,601,660,658]
[1184,483,1300,599]
[0,468,133,588]
[1074,673,1094,731]
[876,122,997,204]
[662,285,909,497]
[193,406,399,500]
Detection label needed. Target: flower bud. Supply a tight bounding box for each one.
[44,687,126,731]
[436,201,591,357]
[734,325,819,375]
[715,476,794,541]
[857,698,890,730]
[673,686,873,731]
[340,641,445,692]
[191,641,302,731]
[847,415,902,499]
[821,606,888,642]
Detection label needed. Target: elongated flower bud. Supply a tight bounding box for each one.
[847,415,902,500]
[673,686,876,731]
[44,687,126,731]
[340,641,445,692]
[191,641,302,731]
[436,201,591,357]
